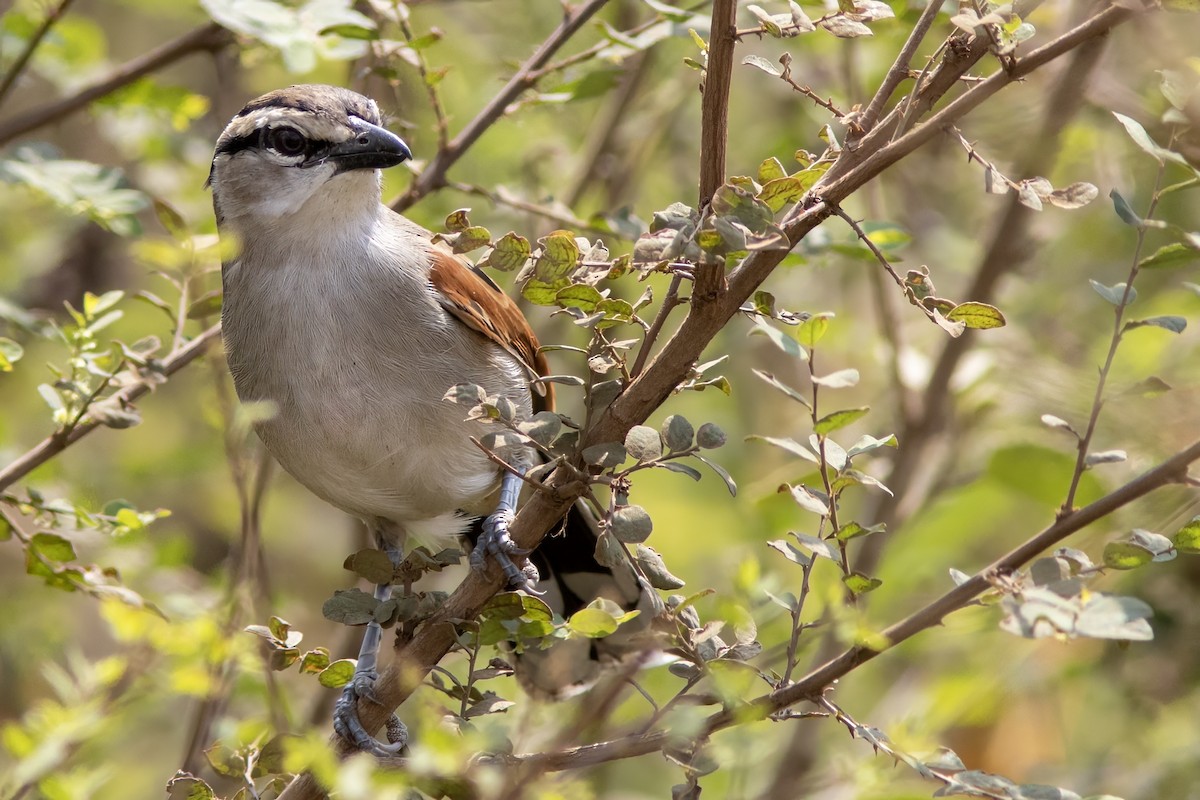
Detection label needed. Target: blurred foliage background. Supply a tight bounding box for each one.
[1,0,1199,798]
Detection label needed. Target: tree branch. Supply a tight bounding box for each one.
[848,0,942,140]
[698,0,737,207]
[390,0,613,213]
[0,0,79,109]
[0,325,221,494]
[0,22,232,147]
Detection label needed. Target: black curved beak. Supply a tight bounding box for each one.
[327,117,412,172]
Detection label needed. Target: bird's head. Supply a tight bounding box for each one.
[208,84,411,230]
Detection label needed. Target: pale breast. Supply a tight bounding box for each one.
[221,232,533,533]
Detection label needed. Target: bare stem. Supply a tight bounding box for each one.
[391,0,612,212]
[0,0,78,109]
[698,0,737,207]
[1061,148,1171,512]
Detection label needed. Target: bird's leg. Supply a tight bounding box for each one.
[470,464,540,589]
[332,530,408,757]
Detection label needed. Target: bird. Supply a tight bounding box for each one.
[208,84,651,755]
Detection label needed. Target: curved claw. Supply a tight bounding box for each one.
[333,679,409,757]
[472,510,539,590]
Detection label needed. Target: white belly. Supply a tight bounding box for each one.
[221,251,531,543]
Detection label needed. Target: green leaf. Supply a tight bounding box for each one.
[796,312,832,347]
[843,572,882,595]
[534,231,582,281]
[1089,279,1136,306]
[781,483,829,516]
[610,504,653,543]
[1112,112,1189,166]
[1173,516,1200,554]
[625,425,663,461]
[555,284,604,312]
[481,232,531,272]
[1125,316,1187,334]
[696,422,726,449]
[342,549,394,584]
[946,301,1006,329]
[0,149,148,235]
[517,411,562,447]
[582,442,627,468]
[749,316,807,360]
[568,607,619,638]
[186,291,222,320]
[662,414,694,451]
[318,23,377,40]
[299,648,331,674]
[522,278,569,305]
[1102,541,1153,570]
[751,370,812,409]
[0,337,24,371]
[757,157,787,182]
[757,175,808,212]
[813,407,869,435]
[83,289,124,318]
[30,532,76,562]
[317,659,357,688]
[767,539,812,567]
[1138,242,1199,269]
[1109,188,1142,228]
[449,226,492,254]
[166,774,216,800]
[321,589,379,625]
[811,368,859,388]
[845,434,897,458]
[636,545,686,589]
[742,54,782,77]
[791,532,838,560]
[834,521,886,541]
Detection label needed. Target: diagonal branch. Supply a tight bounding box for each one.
[0,22,232,147]
[390,0,613,213]
[0,0,79,109]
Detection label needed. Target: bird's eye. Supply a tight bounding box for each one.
[266,127,307,157]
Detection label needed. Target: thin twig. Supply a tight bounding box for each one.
[850,0,943,140]
[468,437,557,496]
[1062,138,1171,513]
[0,0,78,109]
[628,274,683,379]
[0,325,221,494]
[391,0,612,213]
[446,181,618,238]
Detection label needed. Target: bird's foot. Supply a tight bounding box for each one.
[333,668,408,757]
[470,509,539,589]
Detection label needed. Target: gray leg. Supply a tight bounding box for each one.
[332,533,409,756]
[470,467,539,589]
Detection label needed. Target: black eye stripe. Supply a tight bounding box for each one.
[214,127,327,161]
